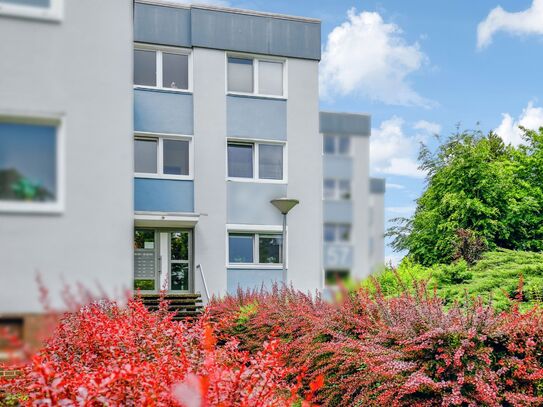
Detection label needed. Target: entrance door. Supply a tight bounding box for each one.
[134,228,192,293]
[165,230,191,292]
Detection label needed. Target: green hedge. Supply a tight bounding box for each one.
[362,250,543,311]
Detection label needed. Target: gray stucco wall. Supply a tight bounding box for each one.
[192,47,228,298]
[286,58,322,291]
[0,0,133,312]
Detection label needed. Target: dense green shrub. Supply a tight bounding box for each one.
[366,250,543,311]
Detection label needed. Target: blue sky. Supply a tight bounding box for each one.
[186,0,543,263]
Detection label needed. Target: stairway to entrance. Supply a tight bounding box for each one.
[139,293,204,320]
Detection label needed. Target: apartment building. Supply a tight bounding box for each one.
[0,0,385,344]
[321,112,386,285]
[0,0,133,335]
[132,1,323,298]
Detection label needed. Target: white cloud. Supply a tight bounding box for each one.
[477,0,543,49]
[320,8,432,107]
[495,101,543,146]
[413,120,441,136]
[370,117,427,178]
[385,183,406,190]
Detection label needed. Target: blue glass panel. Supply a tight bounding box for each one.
[0,122,56,202]
[229,234,254,263]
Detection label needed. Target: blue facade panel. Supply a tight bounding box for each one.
[191,8,320,60]
[134,3,191,47]
[320,112,371,136]
[227,96,286,140]
[134,178,194,212]
[324,201,353,223]
[323,244,353,269]
[227,182,285,225]
[134,89,193,134]
[323,156,353,179]
[227,268,283,294]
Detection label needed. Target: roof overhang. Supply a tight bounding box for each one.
[134,211,200,228]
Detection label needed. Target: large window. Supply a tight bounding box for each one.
[323,179,351,200]
[135,135,191,178]
[324,223,351,243]
[227,56,284,97]
[0,117,63,212]
[227,141,285,181]
[229,232,283,265]
[134,47,190,91]
[0,0,63,20]
[323,135,351,156]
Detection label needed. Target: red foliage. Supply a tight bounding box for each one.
[0,297,319,406]
[208,283,543,406]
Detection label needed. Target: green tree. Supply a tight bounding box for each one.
[388,127,543,266]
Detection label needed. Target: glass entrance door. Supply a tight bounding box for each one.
[133,228,192,293]
[168,231,191,292]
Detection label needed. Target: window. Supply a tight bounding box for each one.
[134,46,190,91]
[227,56,284,97]
[325,270,350,286]
[324,223,351,243]
[323,135,351,156]
[323,179,351,200]
[228,57,253,93]
[227,143,253,178]
[228,232,283,265]
[134,135,191,179]
[0,117,63,212]
[227,141,285,181]
[0,0,63,21]
[0,317,23,352]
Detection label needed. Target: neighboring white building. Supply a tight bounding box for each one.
[321,112,386,286]
[0,0,385,342]
[0,0,134,340]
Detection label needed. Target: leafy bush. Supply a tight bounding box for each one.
[0,297,320,406]
[368,250,543,311]
[208,283,543,406]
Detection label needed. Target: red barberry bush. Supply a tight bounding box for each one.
[0,297,319,406]
[208,283,543,406]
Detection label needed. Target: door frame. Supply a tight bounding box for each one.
[134,227,193,294]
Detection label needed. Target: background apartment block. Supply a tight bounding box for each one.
[0,0,134,339]
[321,112,386,285]
[132,1,323,298]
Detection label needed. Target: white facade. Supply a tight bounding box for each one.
[0,0,134,313]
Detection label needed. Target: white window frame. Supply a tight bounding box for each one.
[0,111,65,214]
[226,138,287,184]
[0,0,63,21]
[324,223,352,244]
[134,132,194,180]
[323,135,352,156]
[323,178,351,201]
[225,53,287,99]
[226,224,285,269]
[134,43,193,93]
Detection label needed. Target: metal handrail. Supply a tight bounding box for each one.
[196,264,210,302]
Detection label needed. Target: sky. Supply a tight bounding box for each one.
[180,0,543,264]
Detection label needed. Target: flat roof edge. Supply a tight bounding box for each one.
[134,0,321,23]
